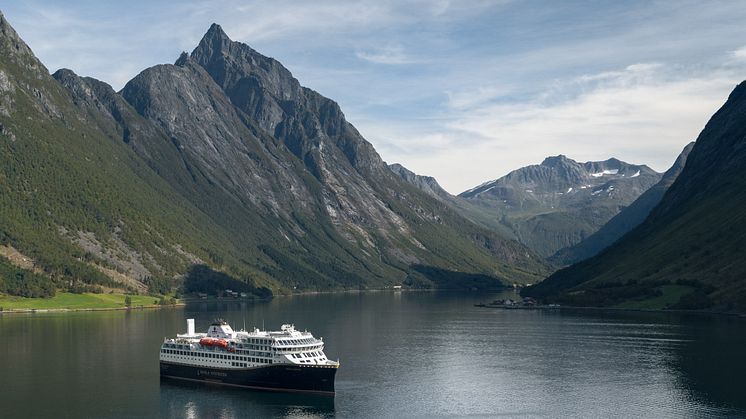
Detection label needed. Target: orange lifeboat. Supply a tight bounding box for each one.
[215,339,228,349]
[200,338,215,347]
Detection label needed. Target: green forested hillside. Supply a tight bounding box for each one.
[525,82,746,311]
[0,12,250,296]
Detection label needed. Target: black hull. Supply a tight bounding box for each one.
[160,362,337,395]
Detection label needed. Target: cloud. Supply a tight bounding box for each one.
[731,46,746,60]
[355,45,414,65]
[364,60,746,194]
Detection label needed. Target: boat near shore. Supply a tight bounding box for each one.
[475,297,561,310]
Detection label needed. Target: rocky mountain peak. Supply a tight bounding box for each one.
[192,23,235,65]
[205,23,228,40]
[541,155,574,167]
[190,23,300,102]
[187,23,386,176]
[175,51,190,66]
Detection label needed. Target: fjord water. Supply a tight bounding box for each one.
[1,292,745,418]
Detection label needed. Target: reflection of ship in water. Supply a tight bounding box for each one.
[160,319,339,395]
[159,376,335,417]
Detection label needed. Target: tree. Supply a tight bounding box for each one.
[124,295,132,307]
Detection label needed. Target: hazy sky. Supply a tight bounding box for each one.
[4,1,746,193]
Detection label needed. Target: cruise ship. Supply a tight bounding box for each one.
[159,319,339,395]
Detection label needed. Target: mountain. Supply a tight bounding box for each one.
[0,11,240,297]
[525,82,746,311]
[458,156,661,257]
[388,164,452,200]
[551,142,694,266]
[0,15,547,297]
[388,163,521,239]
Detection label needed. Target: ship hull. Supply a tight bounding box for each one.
[159,361,337,395]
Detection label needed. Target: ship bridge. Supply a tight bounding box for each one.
[206,320,235,339]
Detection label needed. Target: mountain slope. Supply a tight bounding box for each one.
[0,11,242,296]
[551,142,694,266]
[388,163,452,200]
[0,13,548,297]
[459,156,661,257]
[525,82,746,311]
[388,163,519,239]
[66,23,547,290]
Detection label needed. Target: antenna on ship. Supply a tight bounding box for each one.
[243,316,246,332]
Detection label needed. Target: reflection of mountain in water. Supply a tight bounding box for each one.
[668,315,746,413]
[159,378,335,417]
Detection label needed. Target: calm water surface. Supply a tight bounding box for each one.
[1,291,745,418]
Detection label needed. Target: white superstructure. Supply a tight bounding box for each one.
[159,319,339,370]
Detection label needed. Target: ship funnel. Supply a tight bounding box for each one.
[187,318,195,335]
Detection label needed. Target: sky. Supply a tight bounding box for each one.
[4,0,746,193]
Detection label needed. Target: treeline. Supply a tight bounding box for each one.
[406,264,505,290]
[0,258,55,297]
[183,264,272,298]
[540,278,716,309]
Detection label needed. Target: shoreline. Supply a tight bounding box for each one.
[476,303,746,318]
[0,303,186,315]
[0,287,508,314]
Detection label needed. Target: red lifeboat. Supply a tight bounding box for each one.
[199,338,215,347]
[215,339,228,349]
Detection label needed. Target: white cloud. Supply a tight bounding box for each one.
[364,61,745,194]
[731,46,746,60]
[356,45,414,65]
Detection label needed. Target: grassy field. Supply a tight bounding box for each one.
[0,292,169,310]
[612,285,694,310]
